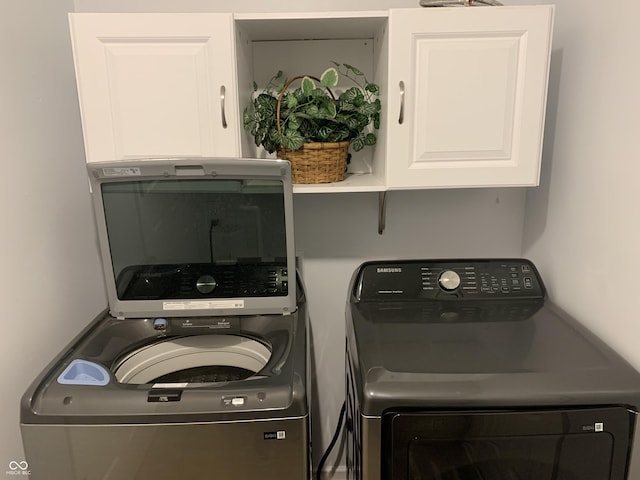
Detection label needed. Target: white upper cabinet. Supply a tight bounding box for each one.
[69,13,240,163]
[386,6,554,189]
[68,7,554,190]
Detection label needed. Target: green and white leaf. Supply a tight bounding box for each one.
[301,76,316,96]
[351,133,366,152]
[317,106,331,120]
[343,63,363,76]
[305,105,319,117]
[343,116,360,129]
[340,87,361,104]
[320,67,339,88]
[317,103,336,119]
[282,131,305,151]
[287,115,301,131]
[365,83,380,95]
[359,102,379,116]
[317,126,332,141]
[242,110,253,130]
[364,133,377,146]
[286,94,298,109]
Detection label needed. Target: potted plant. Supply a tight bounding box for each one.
[243,63,381,184]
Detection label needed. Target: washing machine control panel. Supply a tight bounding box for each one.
[355,259,545,301]
[119,263,289,300]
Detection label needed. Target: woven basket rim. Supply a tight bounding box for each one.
[278,140,350,153]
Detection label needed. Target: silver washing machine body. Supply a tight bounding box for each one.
[21,301,309,480]
[21,159,310,480]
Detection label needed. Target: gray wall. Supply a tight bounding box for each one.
[0,0,106,471]
[523,1,640,369]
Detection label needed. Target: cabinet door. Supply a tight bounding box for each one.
[69,14,239,163]
[387,6,554,189]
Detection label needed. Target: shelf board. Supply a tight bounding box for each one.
[292,173,386,193]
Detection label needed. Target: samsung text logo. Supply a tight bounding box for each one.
[376,267,402,273]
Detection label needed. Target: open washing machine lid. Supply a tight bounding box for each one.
[87,158,296,319]
[113,334,272,385]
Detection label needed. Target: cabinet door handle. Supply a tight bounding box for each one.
[398,81,405,125]
[220,85,228,129]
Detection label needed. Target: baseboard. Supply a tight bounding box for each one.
[315,466,347,480]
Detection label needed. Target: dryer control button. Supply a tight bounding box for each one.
[438,270,461,291]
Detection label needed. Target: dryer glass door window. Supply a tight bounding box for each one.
[407,435,611,479]
[384,407,632,480]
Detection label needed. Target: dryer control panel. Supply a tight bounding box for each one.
[355,259,545,301]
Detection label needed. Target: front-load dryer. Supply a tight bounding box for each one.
[21,159,309,480]
[346,259,640,480]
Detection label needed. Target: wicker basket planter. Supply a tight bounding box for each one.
[276,75,348,184]
[277,141,349,184]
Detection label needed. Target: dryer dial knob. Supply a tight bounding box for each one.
[438,270,461,291]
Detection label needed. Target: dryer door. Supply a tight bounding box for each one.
[383,407,632,480]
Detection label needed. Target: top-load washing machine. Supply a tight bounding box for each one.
[346,258,640,480]
[21,159,309,480]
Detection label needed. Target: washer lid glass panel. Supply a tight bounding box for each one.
[89,159,296,318]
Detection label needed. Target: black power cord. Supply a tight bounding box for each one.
[316,401,346,480]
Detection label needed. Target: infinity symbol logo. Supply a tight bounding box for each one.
[8,461,28,471]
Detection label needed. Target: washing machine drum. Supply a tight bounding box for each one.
[113,335,271,384]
